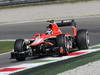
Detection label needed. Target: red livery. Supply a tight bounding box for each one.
[11,19,89,61]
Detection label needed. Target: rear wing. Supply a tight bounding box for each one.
[57,19,77,27]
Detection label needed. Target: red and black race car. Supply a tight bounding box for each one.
[11,19,89,61]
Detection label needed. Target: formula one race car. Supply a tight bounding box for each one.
[11,19,89,61]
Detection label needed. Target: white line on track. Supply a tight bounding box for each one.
[0,39,15,41]
[89,44,100,48]
[0,51,11,56]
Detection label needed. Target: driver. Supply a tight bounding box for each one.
[46,19,62,35]
[46,25,53,35]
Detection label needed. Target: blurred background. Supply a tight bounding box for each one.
[0,0,95,6]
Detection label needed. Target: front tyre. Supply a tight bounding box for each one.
[14,39,26,61]
[76,29,89,50]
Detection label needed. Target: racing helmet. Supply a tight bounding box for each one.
[47,19,55,23]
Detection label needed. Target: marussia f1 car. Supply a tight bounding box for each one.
[11,19,90,61]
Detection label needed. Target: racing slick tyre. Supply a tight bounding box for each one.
[76,29,89,50]
[14,39,27,52]
[56,34,70,54]
[14,39,26,61]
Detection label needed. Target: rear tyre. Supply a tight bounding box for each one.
[76,29,89,50]
[57,34,69,54]
[14,39,26,61]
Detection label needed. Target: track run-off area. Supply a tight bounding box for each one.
[0,16,100,74]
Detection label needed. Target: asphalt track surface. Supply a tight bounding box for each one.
[0,17,100,68]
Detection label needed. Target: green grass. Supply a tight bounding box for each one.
[0,41,14,54]
[0,0,96,9]
[92,46,100,49]
[12,50,100,75]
